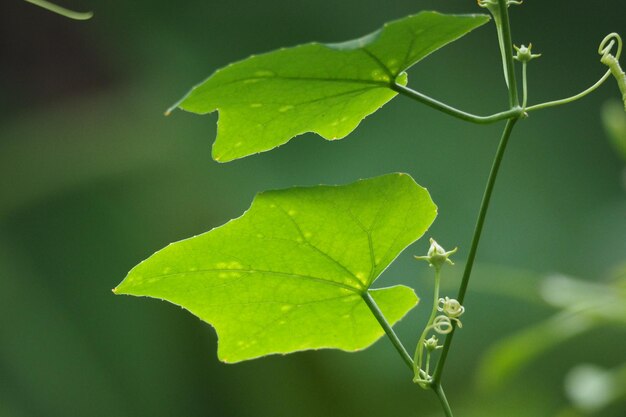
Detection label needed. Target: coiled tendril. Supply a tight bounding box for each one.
[599,33,626,110]
[438,297,465,319]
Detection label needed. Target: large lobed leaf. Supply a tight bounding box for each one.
[171,12,490,162]
[114,174,437,362]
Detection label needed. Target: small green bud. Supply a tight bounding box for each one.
[514,44,542,63]
[424,335,441,352]
[414,238,458,271]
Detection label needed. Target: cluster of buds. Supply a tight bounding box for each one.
[413,238,466,387]
[415,239,465,335]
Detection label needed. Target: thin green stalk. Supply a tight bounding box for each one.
[525,70,612,112]
[522,62,528,109]
[361,291,414,371]
[391,83,522,124]
[432,117,518,385]
[497,0,520,107]
[413,269,441,369]
[25,0,93,20]
[433,384,455,417]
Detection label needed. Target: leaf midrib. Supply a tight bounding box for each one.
[130,268,362,294]
[205,74,393,90]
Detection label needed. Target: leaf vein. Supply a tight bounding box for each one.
[270,198,366,290]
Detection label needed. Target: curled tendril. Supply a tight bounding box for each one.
[437,297,465,319]
[430,315,455,334]
[599,33,626,110]
[599,33,623,60]
[526,32,626,113]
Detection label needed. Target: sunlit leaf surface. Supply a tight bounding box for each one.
[172,12,489,161]
[115,174,437,362]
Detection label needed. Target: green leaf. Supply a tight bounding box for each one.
[114,173,437,362]
[171,12,490,162]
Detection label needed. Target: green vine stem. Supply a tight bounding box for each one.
[432,0,521,389]
[478,0,520,107]
[366,2,625,416]
[369,1,524,413]
[434,383,455,417]
[432,117,518,385]
[498,0,520,107]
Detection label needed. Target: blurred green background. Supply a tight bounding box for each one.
[1,1,625,416]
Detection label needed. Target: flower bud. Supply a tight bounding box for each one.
[514,43,542,63]
[414,238,458,271]
[424,335,441,352]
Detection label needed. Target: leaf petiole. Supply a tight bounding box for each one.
[391,83,522,124]
[361,291,414,371]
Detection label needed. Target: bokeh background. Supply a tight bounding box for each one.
[1,1,625,416]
